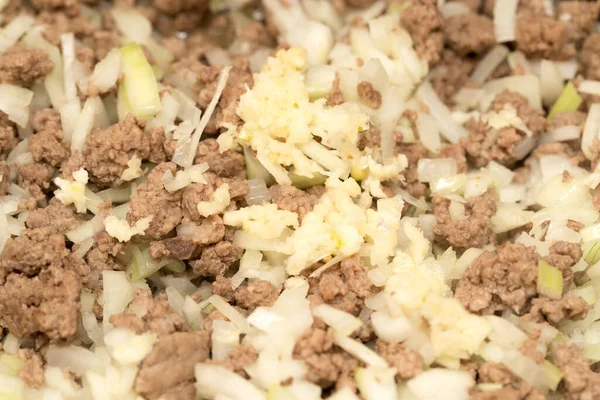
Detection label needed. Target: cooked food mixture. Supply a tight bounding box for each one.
[3,0,600,399]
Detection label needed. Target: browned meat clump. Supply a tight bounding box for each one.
[444,13,495,56]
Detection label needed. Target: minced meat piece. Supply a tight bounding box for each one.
[209,343,258,375]
[533,142,587,167]
[430,49,476,106]
[0,117,17,158]
[152,0,209,35]
[149,236,198,260]
[344,0,376,8]
[554,342,600,399]
[473,362,544,400]
[396,142,430,199]
[190,241,243,278]
[234,280,280,310]
[127,162,183,239]
[26,200,84,233]
[0,228,69,281]
[0,47,54,87]
[547,111,587,132]
[444,13,495,56]
[490,91,547,134]
[31,108,61,132]
[358,127,381,150]
[376,341,423,379]
[110,289,187,336]
[439,143,468,173]
[545,241,581,287]
[270,184,319,222]
[454,243,539,314]
[192,139,246,179]
[83,115,150,187]
[308,255,372,315]
[293,326,359,389]
[400,0,444,66]
[525,295,590,324]
[181,173,247,222]
[0,266,81,342]
[432,193,496,251]
[515,16,575,60]
[557,2,600,46]
[0,161,10,195]
[581,33,600,81]
[29,127,69,168]
[327,73,344,107]
[19,353,45,389]
[453,0,480,11]
[17,163,54,202]
[135,331,209,400]
[357,81,382,109]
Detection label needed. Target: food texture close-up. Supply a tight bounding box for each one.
[2,0,600,399]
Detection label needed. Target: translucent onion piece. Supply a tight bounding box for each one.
[90,48,121,94]
[333,332,387,367]
[120,43,161,120]
[245,179,271,206]
[0,83,33,128]
[578,80,600,96]
[471,45,509,85]
[417,158,457,183]
[540,125,580,145]
[71,97,97,151]
[195,364,267,400]
[439,2,470,19]
[493,0,518,43]
[540,60,564,108]
[483,75,542,110]
[209,294,249,333]
[416,81,468,144]
[0,14,34,52]
[313,304,362,336]
[507,51,532,74]
[582,104,600,159]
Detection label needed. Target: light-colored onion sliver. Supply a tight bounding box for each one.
[493,0,518,43]
[540,125,580,144]
[578,80,600,96]
[471,45,509,84]
[582,104,600,159]
[416,81,468,144]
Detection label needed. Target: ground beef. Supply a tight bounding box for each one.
[83,232,125,285]
[439,143,468,173]
[432,193,496,251]
[444,13,495,56]
[0,228,69,281]
[31,108,61,132]
[17,163,54,202]
[581,33,600,80]
[29,127,69,168]
[110,289,187,336]
[0,161,9,195]
[327,73,344,107]
[127,162,183,239]
[396,142,430,199]
[376,341,423,379]
[0,47,54,87]
[0,116,17,158]
[293,326,359,389]
[234,280,280,309]
[357,81,382,109]
[544,241,581,287]
[0,266,80,342]
[490,91,547,135]
[209,343,258,375]
[135,331,210,400]
[269,184,319,222]
[533,142,587,167]
[83,115,150,187]
[149,236,199,260]
[547,111,587,132]
[525,295,590,324]
[19,353,45,389]
[180,173,247,222]
[431,49,476,105]
[472,362,544,400]
[308,255,372,315]
[190,241,243,278]
[344,0,376,7]
[192,139,246,179]
[557,2,600,46]
[454,243,539,314]
[453,0,480,11]
[25,200,84,233]
[400,0,444,66]
[358,127,381,150]
[554,342,600,399]
[152,0,209,35]
[515,16,575,60]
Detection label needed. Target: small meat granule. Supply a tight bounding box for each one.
[0,118,17,158]
[149,236,198,260]
[547,111,587,132]
[135,331,210,400]
[357,81,382,109]
[472,361,545,399]
[358,127,381,150]
[180,174,247,222]
[376,341,423,379]
[444,13,495,56]
[515,16,575,60]
[432,193,497,251]
[0,47,54,87]
[544,241,582,287]
[208,343,258,375]
[18,354,45,389]
[0,266,81,342]
[396,142,430,200]
[490,91,547,135]
[25,199,84,233]
[29,127,69,168]
[581,32,600,81]
[438,143,468,173]
[554,342,600,399]
[293,327,359,389]
[430,49,476,105]
[17,163,54,202]
[234,280,281,309]
[31,108,61,132]
[110,289,186,336]
[400,0,444,66]
[126,162,183,239]
[270,184,319,222]
[190,241,243,278]
[533,142,587,167]
[454,243,539,313]
[326,73,345,107]
[0,161,10,195]
[525,295,590,324]
[558,1,600,46]
[83,115,150,187]
[193,139,246,178]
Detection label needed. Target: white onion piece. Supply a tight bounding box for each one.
[483,75,542,110]
[3,333,20,354]
[65,216,103,244]
[355,367,396,400]
[46,346,103,375]
[211,320,240,361]
[102,271,135,332]
[416,81,468,144]
[555,59,578,80]
[407,369,474,400]
[416,112,441,153]
[111,8,152,43]
[73,237,94,258]
[333,332,388,367]
[245,179,270,206]
[540,60,564,108]
[195,364,266,400]
[417,158,457,183]
[90,48,121,94]
[493,0,518,43]
[453,88,485,109]
[60,33,78,103]
[60,100,81,142]
[209,294,249,333]
[471,45,509,85]
[540,125,580,144]
[439,2,470,19]
[313,304,362,336]
[578,80,600,96]
[485,315,528,349]
[507,51,532,74]
[205,48,232,66]
[0,14,33,52]
[6,138,28,163]
[513,135,538,161]
[582,104,600,159]
[71,97,97,152]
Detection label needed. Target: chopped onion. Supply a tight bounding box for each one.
[540,125,580,144]
[471,45,509,85]
[0,83,33,127]
[507,51,532,74]
[416,113,441,153]
[233,230,289,253]
[548,81,582,119]
[111,8,152,43]
[60,100,81,143]
[371,311,413,344]
[333,332,387,367]
[73,237,94,258]
[582,104,600,159]
[205,48,232,67]
[120,43,161,120]
[102,271,135,332]
[407,369,474,400]
[211,320,240,361]
[60,33,78,103]
[209,294,249,333]
[454,88,485,109]
[46,346,103,375]
[416,81,468,144]
[0,14,34,52]
[165,286,185,316]
[540,60,564,108]
[183,296,204,330]
[96,187,131,204]
[245,179,270,206]
[71,97,97,151]
[579,80,600,97]
[485,315,527,349]
[491,203,534,233]
[90,48,121,94]
[313,304,362,336]
[305,64,336,100]
[493,0,518,43]
[65,216,104,244]
[417,158,457,183]
[173,66,231,168]
[147,92,179,132]
[195,364,266,400]
[2,333,20,355]
[355,367,396,400]
[482,75,542,110]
